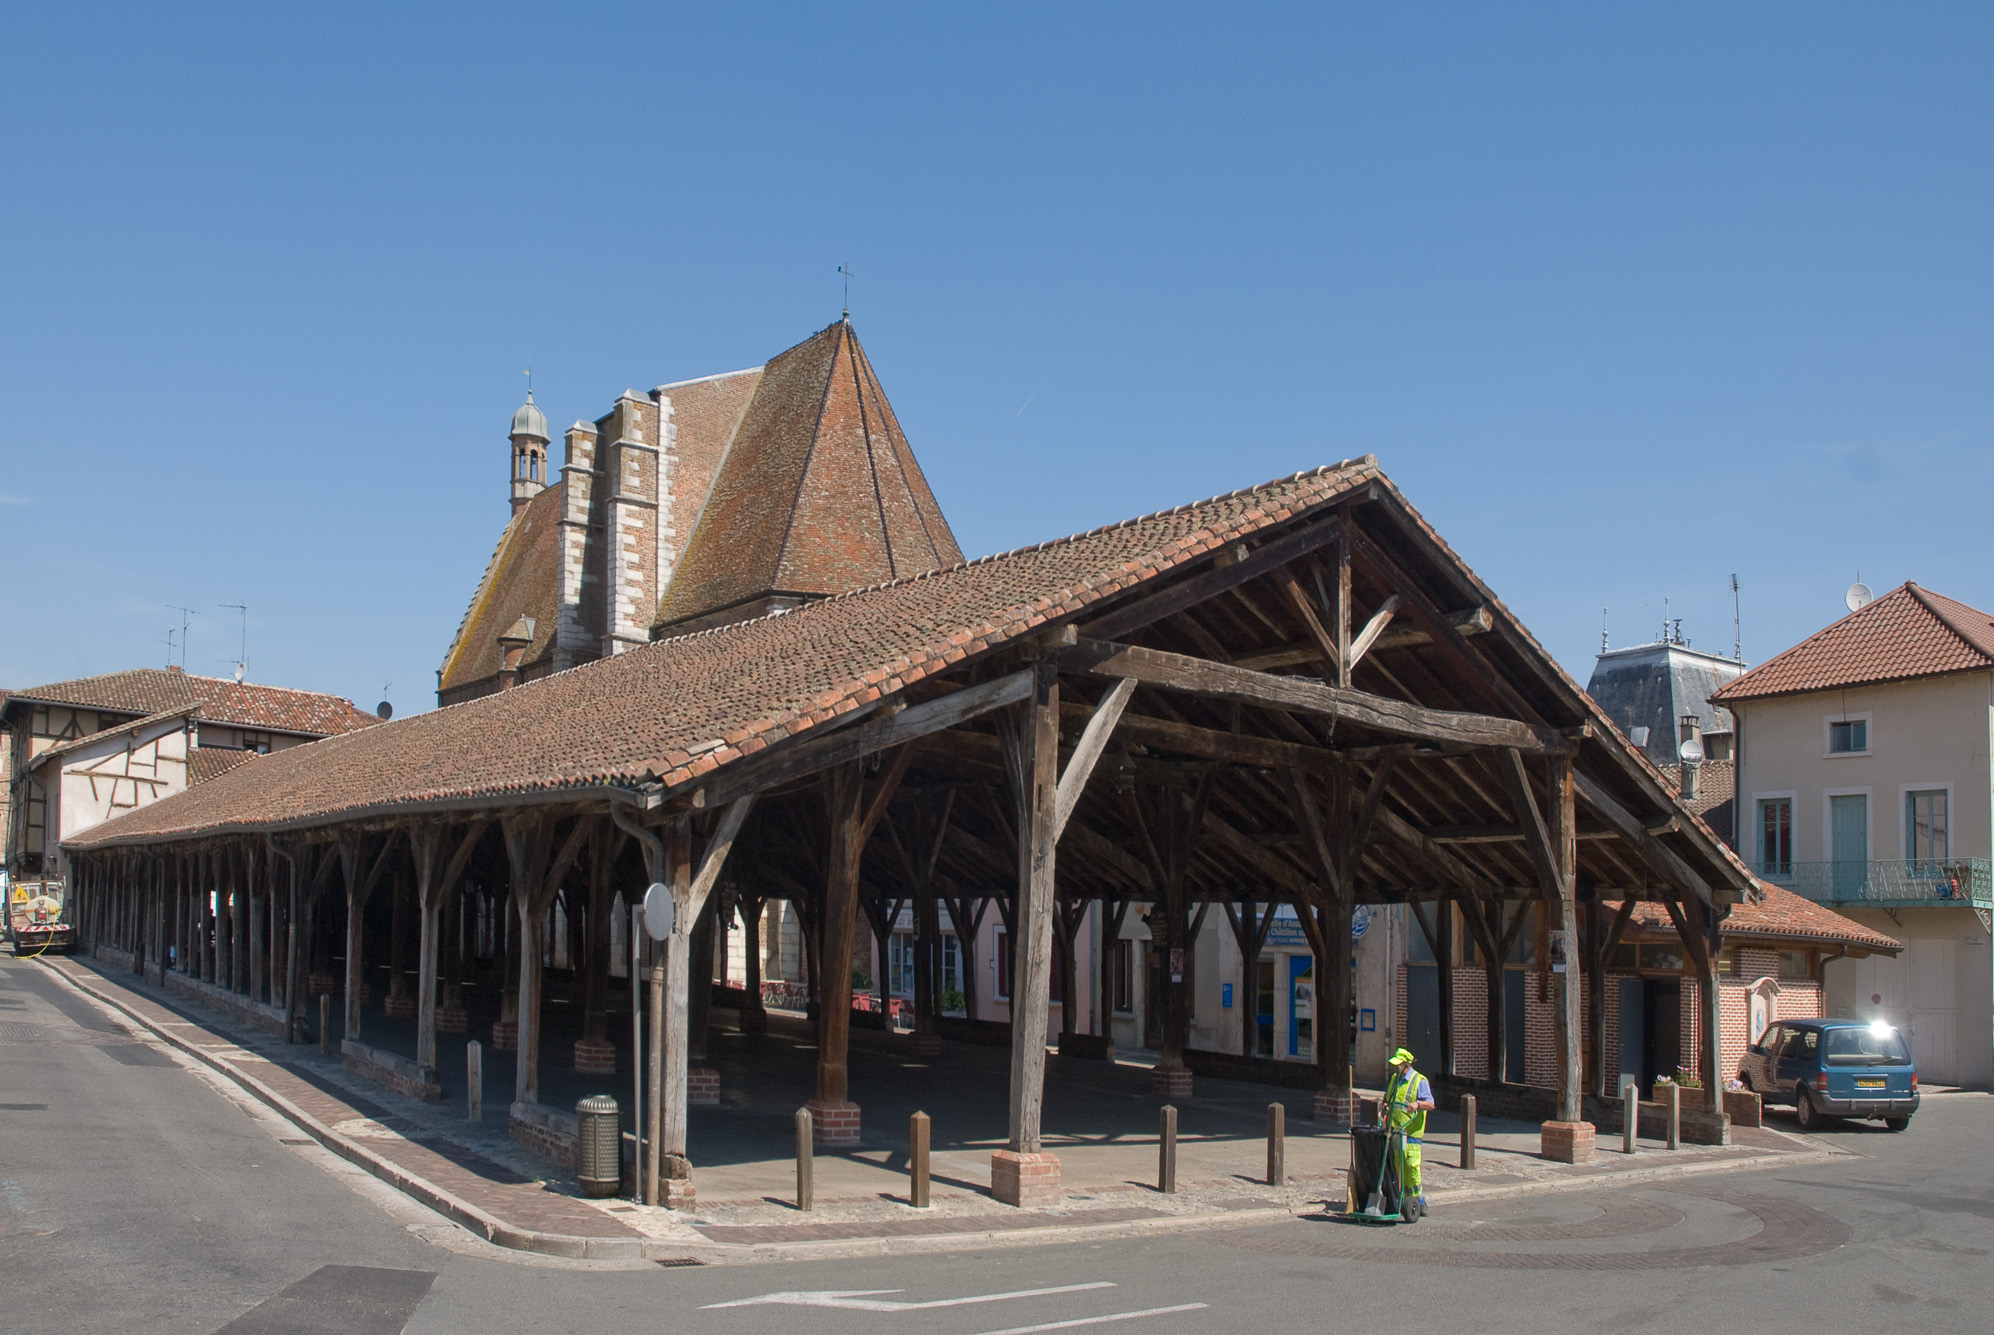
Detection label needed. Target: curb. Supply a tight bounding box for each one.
[39,958,1847,1265]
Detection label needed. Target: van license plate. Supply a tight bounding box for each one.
[1856,1078,1886,1089]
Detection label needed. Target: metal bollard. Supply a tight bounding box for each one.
[1460,1094,1477,1169]
[1664,1083,1681,1151]
[466,1040,483,1122]
[910,1110,931,1208]
[1622,1078,1638,1153]
[1266,1102,1285,1187]
[795,1108,814,1211]
[319,994,331,1056]
[576,1095,622,1198]
[1159,1104,1178,1194]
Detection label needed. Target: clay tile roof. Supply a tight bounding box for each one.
[1713,583,1994,702]
[655,321,963,632]
[65,461,1381,848]
[1627,883,1901,955]
[188,747,261,785]
[4,669,378,738]
[437,483,565,693]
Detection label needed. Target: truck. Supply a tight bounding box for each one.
[7,878,75,955]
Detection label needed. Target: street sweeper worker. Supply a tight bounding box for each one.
[1384,1047,1434,1207]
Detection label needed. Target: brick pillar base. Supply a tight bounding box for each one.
[434,1005,468,1035]
[383,994,416,1018]
[573,1038,617,1074]
[1150,1065,1194,1098]
[688,1067,720,1106]
[990,1150,1062,1208]
[907,1030,944,1057]
[806,1098,861,1146]
[490,1020,518,1052]
[1541,1120,1597,1163]
[659,1178,698,1210]
[1312,1090,1357,1124]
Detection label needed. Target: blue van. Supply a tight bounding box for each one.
[1739,1018,1918,1132]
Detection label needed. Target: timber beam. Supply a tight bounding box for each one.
[1066,638,1565,754]
[1572,771,1717,908]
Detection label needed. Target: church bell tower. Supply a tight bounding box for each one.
[509,390,551,513]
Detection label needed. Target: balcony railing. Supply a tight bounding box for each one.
[1759,858,1993,908]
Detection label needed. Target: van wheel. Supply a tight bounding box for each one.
[1795,1086,1822,1131]
[1884,1116,1910,1132]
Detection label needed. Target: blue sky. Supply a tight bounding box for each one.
[4,5,1990,715]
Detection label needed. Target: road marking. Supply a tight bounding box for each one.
[705,1283,1117,1311]
[969,1303,1210,1335]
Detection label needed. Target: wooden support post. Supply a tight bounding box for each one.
[1267,1102,1285,1187]
[910,1110,931,1207]
[814,765,864,1145]
[467,1040,483,1122]
[1159,1104,1178,1194]
[319,993,331,1056]
[795,1108,814,1211]
[1699,901,1726,1135]
[1437,896,1456,1077]
[1460,1094,1477,1169]
[646,946,665,1206]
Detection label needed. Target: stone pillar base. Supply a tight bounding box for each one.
[659,1177,698,1210]
[688,1067,720,1106]
[1541,1120,1597,1163]
[1312,1090,1357,1124]
[740,1006,769,1036]
[806,1098,861,1146]
[383,994,415,1018]
[434,1005,468,1035]
[907,1029,944,1057]
[990,1150,1062,1208]
[1150,1065,1194,1098]
[491,1020,519,1052]
[573,1038,617,1074]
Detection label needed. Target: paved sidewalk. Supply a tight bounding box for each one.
[45,955,1844,1264]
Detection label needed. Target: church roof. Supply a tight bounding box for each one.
[2,668,378,738]
[436,482,566,695]
[1712,583,1994,702]
[654,321,962,633]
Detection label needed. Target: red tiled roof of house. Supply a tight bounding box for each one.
[655,321,963,632]
[188,747,262,785]
[68,462,1382,846]
[1712,583,1994,702]
[1625,883,1900,954]
[4,669,379,738]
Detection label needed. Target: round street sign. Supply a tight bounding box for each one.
[1351,903,1372,942]
[641,882,675,940]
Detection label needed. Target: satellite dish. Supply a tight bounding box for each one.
[1845,582,1873,612]
[375,701,394,720]
[641,882,675,940]
[1679,736,1706,765]
[233,663,246,683]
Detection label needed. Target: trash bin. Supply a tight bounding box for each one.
[576,1095,622,1198]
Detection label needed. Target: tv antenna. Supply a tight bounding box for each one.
[167,605,200,668]
[160,628,177,667]
[1730,574,1742,662]
[838,265,857,319]
[1600,607,1609,655]
[1845,571,1873,613]
[220,601,248,681]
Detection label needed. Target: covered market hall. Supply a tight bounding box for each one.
[62,458,1763,1207]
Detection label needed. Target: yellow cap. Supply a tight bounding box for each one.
[1390,1047,1416,1066]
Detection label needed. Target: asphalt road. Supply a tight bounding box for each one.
[5,951,1989,1335]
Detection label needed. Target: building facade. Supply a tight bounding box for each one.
[1713,582,1994,1087]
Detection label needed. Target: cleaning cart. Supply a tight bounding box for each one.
[1342,1123,1422,1224]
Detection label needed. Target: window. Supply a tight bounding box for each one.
[1639,944,1686,973]
[1759,798,1793,877]
[1828,718,1868,754]
[1907,790,1949,864]
[940,935,962,998]
[1778,950,1813,981]
[888,932,916,997]
[1113,938,1134,1013]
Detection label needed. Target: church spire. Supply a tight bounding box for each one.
[509,388,551,514]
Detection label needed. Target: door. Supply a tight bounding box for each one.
[1405,965,1440,1068]
[1287,955,1315,1059]
[1504,969,1527,1082]
[1831,795,1869,897]
[1642,979,1680,1091]
[1907,938,1959,1084]
[1617,978,1645,1093]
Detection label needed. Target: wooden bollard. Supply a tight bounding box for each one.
[466,1040,483,1122]
[318,994,331,1056]
[795,1108,815,1211]
[1622,1079,1638,1154]
[1460,1094,1477,1169]
[1266,1102,1285,1187]
[1159,1104,1178,1194]
[910,1110,931,1208]
[1664,1083,1681,1151]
